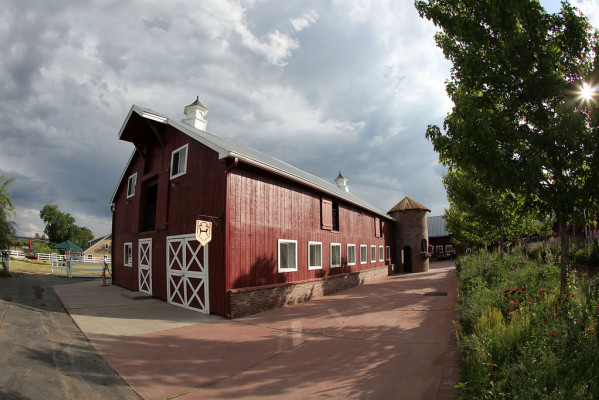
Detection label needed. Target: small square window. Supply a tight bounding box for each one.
[379,245,384,261]
[331,243,341,268]
[385,246,390,261]
[347,244,356,266]
[87,254,93,260]
[308,241,322,270]
[370,245,376,263]
[170,144,188,179]
[436,245,443,254]
[127,173,137,198]
[124,242,133,267]
[360,245,367,264]
[105,242,110,249]
[278,239,297,272]
[445,245,453,253]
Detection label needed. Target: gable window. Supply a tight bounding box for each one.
[278,239,297,272]
[104,242,110,249]
[124,243,132,267]
[360,245,367,264]
[170,144,188,179]
[331,243,341,268]
[386,246,390,261]
[127,173,137,198]
[87,254,93,260]
[308,241,322,270]
[379,245,384,261]
[347,244,356,266]
[370,245,376,263]
[321,198,339,231]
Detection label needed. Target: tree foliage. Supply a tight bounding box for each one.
[415,0,599,293]
[443,168,551,252]
[39,205,94,249]
[0,175,16,250]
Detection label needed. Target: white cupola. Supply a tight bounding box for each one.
[334,171,349,192]
[183,96,208,130]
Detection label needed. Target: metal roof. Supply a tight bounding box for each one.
[111,105,392,220]
[427,215,450,237]
[388,196,431,213]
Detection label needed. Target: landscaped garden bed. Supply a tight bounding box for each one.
[456,245,599,398]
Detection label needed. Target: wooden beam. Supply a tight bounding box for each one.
[134,143,146,159]
[146,119,165,146]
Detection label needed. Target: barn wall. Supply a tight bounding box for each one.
[226,165,393,292]
[112,122,227,316]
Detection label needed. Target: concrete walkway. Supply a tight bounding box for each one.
[54,261,459,400]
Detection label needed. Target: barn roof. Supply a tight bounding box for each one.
[111,105,392,220]
[388,196,431,213]
[427,215,450,238]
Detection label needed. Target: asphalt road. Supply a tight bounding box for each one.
[0,272,140,400]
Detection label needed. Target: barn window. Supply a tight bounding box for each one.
[347,244,356,266]
[308,241,322,270]
[278,239,297,272]
[360,245,367,264]
[87,254,93,260]
[141,183,158,232]
[445,245,453,253]
[104,242,110,249]
[321,198,339,231]
[379,246,384,261]
[435,245,443,254]
[374,217,381,237]
[127,173,137,198]
[124,243,132,267]
[370,245,376,262]
[385,246,390,261]
[331,243,341,268]
[170,144,188,179]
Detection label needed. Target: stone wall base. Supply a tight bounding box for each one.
[228,265,392,318]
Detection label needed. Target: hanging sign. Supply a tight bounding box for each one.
[195,220,212,246]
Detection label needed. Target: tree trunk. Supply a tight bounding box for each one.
[558,218,569,297]
[499,233,505,260]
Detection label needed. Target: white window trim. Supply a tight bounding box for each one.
[308,241,322,270]
[347,244,356,266]
[370,245,376,263]
[104,242,110,249]
[385,246,390,261]
[278,239,298,273]
[127,173,137,198]
[330,243,341,268]
[379,245,384,261]
[360,245,367,264]
[436,245,443,253]
[170,144,188,180]
[124,242,133,267]
[87,254,93,260]
[445,245,453,253]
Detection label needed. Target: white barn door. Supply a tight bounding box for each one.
[166,234,210,314]
[138,238,152,295]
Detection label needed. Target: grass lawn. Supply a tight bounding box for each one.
[1,258,109,278]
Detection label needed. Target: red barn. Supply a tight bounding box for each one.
[110,99,413,318]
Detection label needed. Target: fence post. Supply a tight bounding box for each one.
[67,260,72,278]
[102,262,107,286]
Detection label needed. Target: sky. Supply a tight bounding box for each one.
[1,0,598,239]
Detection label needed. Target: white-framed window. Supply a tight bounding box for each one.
[386,246,390,261]
[360,245,367,264]
[278,239,297,272]
[347,244,356,266]
[124,242,133,267]
[379,245,384,261]
[127,173,137,198]
[436,245,443,254]
[370,245,376,262]
[445,244,453,253]
[331,243,341,268]
[170,144,188,179]
[104,242,110,249]
[308,241,322,270]
[87,254,93,260]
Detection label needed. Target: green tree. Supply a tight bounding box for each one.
[0,175,16,250]
[416,0,599,294]
[443,168,549,255]
[39,205,94,249]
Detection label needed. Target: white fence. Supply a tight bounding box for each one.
[51,260,112,278]
[7,249,111,264]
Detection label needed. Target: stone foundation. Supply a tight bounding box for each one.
[228,265,391,318]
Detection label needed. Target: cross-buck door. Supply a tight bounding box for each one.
[166,234,210,314]
[138,238,152,295]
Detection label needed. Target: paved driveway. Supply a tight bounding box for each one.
[56,261,459,400]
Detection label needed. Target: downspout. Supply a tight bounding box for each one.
[224,157,238,319]
[110,204,116,285]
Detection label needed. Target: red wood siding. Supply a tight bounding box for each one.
[226,165,393,290]
[112,118,227,315]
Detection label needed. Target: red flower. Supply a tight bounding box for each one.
[588,328,595,333]
[504,289,510,293]
[566,293,574,298]
[540,289,547,294]
[551,333,556,338]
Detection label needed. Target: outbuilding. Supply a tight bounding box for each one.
[110,98,427,318]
